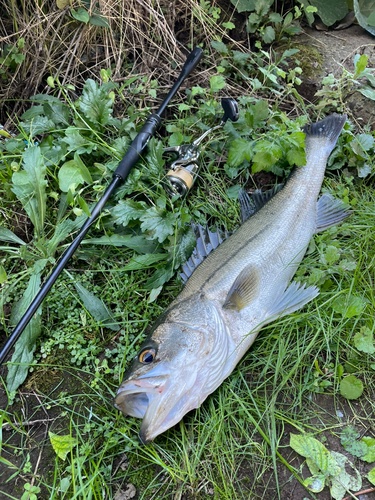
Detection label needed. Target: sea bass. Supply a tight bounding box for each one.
[115,114,350,444]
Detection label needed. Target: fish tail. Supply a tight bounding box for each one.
[303,113,347,155]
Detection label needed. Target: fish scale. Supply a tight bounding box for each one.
[115,113,351,444]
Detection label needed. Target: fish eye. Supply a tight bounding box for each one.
[139,348,156,364]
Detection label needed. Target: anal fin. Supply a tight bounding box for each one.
[223,264,259,312]
[315,193,352,233]
[268,281,319,319]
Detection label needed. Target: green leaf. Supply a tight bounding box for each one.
[361,436,375,463]
[368,467,375,486]
[287,148,306,166]
[262,26,275,43]
[62,127,97,154]
[74,152,92,183]
[168,225,196,270]
[58,160,86,193]
[144,262,174,290]
[123,253,167,271]
[340,375,363,400]
[210,75,226,93]
[210,40,228,54]
[89,13,110,27]
[43,102,70,125]
[353,327,375,354]
[245,100,269,128]
[354,0,375,35]
[140,201,177,243]
[322,245,340,265]
[82,233,159,254]
[6,272,42,392]
[0,226,26,245]
[331,295,366,318]
[145,138,165,176]
[341,426,368,458]
[46,218,82,257]
[49,432,78,460]
[227,138,253,167]
[21,115,55,136]
[74,282,119,331]
[303,475,326,493]
[71,7,89,24]
[77,195,91,217]
[230,0,258,13]
[79,79,116,126]
[329,451,362,500]
[310,0,348,27]
[226,184,242,200]
[232,51,251,65]
[11,147,47,238]
[358,86,375,101]
[289,434,341,476]
[0,265,7,284]
[351,134,374,156]
[112,199,147,226]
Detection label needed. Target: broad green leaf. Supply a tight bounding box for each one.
[368,11,375,26]
[148,286,163,303]
[351,134,374,157]
[0,226,26,245]
[357,163,372,178]
[245,100,269,128]
[353,327,375,354]
[230,0,258,12]
[145,138,165,176]
[62,127,97,154]
[71,7,89,24]
[11,146,47,238]
[330,451,362,500]
[140,202,177,244]
[227,138,253,167]
[341,426,368,457]
[309,0,348,26]
[6,272,42,392]
[112,199,147,226]
[73,152,92,183]
[77,195,91,217]
[262,26,275,43]
[289,434,341,476]
[232,51,251,65]
[144,262,174,289]
[123,253,167,271]
[20,115,55,136]
[226,184,242,199]
[361,436,375,463]
[252,151,277,172]
[358,86,375,100]
[43,102,70,125]
[340,375,363,400]
[209,75,226,92]
[89,14,110,27]
[322,245,340,265]
[354,0,375,35]
[168,225,196,270]
[58,160,86,192]
[331,295,366,318]
[211,40,228,54]
[74,282,119,331]
[303,475,325,493]
[368,467,375,486]
[79,79,116,126]
[82,233,159,254]
[49,432,78,460]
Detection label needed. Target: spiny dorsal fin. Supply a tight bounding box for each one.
[239,185,284,223]
[223,264,260,312]
[180,225,229,283]
[315,193,352,233]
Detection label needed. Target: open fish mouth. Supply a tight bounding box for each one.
[114,375,169,419]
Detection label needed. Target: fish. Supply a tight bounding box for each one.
[114,114,350,444]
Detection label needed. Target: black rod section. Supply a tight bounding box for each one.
[0,47,203,365]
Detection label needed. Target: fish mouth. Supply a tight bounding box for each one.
[114,375,169,420]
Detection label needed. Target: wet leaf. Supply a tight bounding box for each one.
[49,432,78,460]
[353,327,375,354]
[290,434,341,476]
[340,375,363,400]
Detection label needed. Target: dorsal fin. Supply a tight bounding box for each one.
[239,184,284,223]
[180,225,229,283]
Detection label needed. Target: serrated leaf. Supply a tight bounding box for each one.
[209,75,226,93]
[123,253,167,271]
[145,138,165,176]
[361,436,375,462]
[0,226,26,245]
[74,282,119,331]
[252,151,276,172]
[232,50,251,65]
[79,79,116,126]
[353,327,375,354]
[290,434,341,476]
[71,7,89,24]
[340,375,363,400]
[245,100,269,128]
[6,272,42,392]
[11,146,47,238]
[322,245,340,265]
[112,199,147,226]
[227,138,253,167]
[331,295,366,318]
[287,148,306,166]
[140,203,177,243]
[368,467,375,485]
[49,432,78,460]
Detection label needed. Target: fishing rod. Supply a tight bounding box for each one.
[0,47,203,365]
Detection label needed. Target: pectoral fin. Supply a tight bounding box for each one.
[315,193,352,233]
[268,281,319,319]
[223,265,259,311]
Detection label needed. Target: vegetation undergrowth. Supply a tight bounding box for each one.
[1,0,375,499]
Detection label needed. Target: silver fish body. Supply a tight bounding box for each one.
[115,114,349,443]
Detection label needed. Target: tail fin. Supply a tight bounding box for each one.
[303,114,347,155]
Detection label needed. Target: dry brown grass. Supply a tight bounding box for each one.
[0,0,255,125]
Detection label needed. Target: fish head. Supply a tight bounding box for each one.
[115,297,231,443]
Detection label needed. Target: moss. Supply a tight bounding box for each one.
[291,43,323,78]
